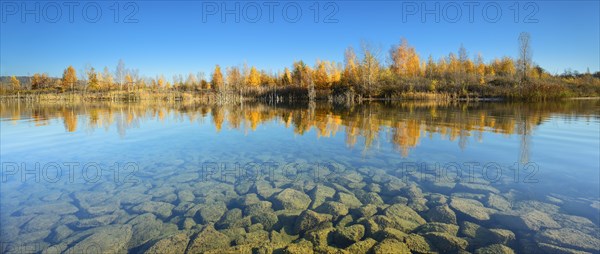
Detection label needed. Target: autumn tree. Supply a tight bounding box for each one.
[211,65,224,91]
[247,66,261,87]
[390,38,421,77]
[226,66,243,94]
[10,76,20,90]
[281,67,293,86]
[342,47,360,87]
[62,66,77,92]
[292,61,312,88]
[102,67,114,90]
[313,60,330,89]
[360,42,381,98]
[86,67,100,91]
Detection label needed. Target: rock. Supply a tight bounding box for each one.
[415,222,459,236]
[423,232,468,253]
[216,208,248,229]
[455,183,499,195]
[132,201,175,219]
[372,239,411,254]
[402,185,428,212]
[345,238,377,253]
[535,228,600,253]
[315,201,349,219]
[65,225,132,253]
[283,240,314,254]
[250,211,279,231]
[485,194,512,211]
[493,210,560,231]
[335,192,363,208]
[426,205,457,224]
[70,214,118,229]
[460,221,515,247]
[336,215,355,228]
[366,183,381,193]
[305,226,335,247]
[382,204,426,232]
[127,213,174,249]
[144,233,190,254]
[177,190,195,203]
[373,227,407,241]
[48,225,73,243]
[332,224,365,247]
[537,242,591,254]
[19,202,78,215]
[243,201,273,217]
[234,230,269,245]
[353,204,378,218]
[255,181,282,199]
[182,218,195,229]
[450,197,491,221]
[309,184,337,210]
[357,218,380,238]
[427,194,448,207]
[474,244,515,254]
[196,202,228,224]
[186,224,230,253]
[356,192,384,206]
[21,214,61,233]
[404,234,435,253]
[273,188,312,210]
[294,210,332,235]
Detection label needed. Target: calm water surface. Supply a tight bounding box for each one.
[1,100,599,253]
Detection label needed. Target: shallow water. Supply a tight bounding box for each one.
[1,100,599,253]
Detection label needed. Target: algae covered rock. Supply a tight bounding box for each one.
[65,225,133,254]
[474,244,515,254]
[426,205,457,224]
[332,224,365,247]
[535,228,600,253]
[144,233,190,254]
[423,232,468,253]
[131,201,175,219]
[372,239,411,254]
[315,201,349,219]
[382,204,426,231]
[294,210,332,235]
[274,188,312,210]
[186,224,231,253]
[450,197,491,221]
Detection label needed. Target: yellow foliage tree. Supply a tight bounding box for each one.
[62,66,77,91]
[10,76,20,90]
[211,65,224,91]
[247,66,261,87]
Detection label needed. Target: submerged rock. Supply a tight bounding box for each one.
[131,201,175,219]
[293,210,332,235]
[332,224,365,247]
[144,233,190,254]
[382,204,426,232]
[186,224,230,253]
[273,188,312,210]
[345,238,377,253]
[423,232,468,253]
[426,205,457,225]
[450,197,492,221]
[535,228,600,253]
[474,244,515,254]
[335,192,363,209]
[459,221,515,247]
[415,222,459,236]
[372,239,411,254]
[309,184,337,209]
[315,201,349,219]
[65,225,132,254]
[493,210,560,231]
[196,202,228,224]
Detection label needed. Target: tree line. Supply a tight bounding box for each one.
[3,33,599,101]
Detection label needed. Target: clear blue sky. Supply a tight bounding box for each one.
[1,1,598,79]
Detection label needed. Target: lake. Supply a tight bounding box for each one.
[1,100,599,253]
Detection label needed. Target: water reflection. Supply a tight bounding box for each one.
[2,100,598,161]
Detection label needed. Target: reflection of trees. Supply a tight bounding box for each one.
[1,100,598,158]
